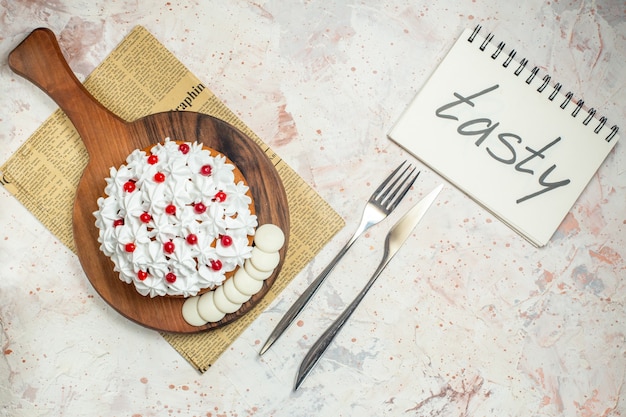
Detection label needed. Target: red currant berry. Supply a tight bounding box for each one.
[194,202,207,214]
[165,204,177,215]
[200,165,212,176]
[123,181,136,192]
[139,212,152,223]
[210,259,223,271]
[220,235,233,247]
[214,191,227,202]
[163,241,175,254]
[186,234,198,245]
[125,243,136,253]
[154,172,166,183]
[147,154,159,165]
[165,272,177,283]
[137,270,148,281]
[113,218,124,227]
[178,143,190,154]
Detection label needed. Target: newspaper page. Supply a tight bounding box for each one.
[0,26,344,371]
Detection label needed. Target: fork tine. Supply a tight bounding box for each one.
[371,160,408,199]
[380,165,416,207]
[384,168,419,211]
[374,160,419,210]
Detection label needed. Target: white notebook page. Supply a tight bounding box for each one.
[388,27,619,247]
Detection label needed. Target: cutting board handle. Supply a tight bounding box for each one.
[8,28,127,156]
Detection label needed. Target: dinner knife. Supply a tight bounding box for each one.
[294,184,443,390]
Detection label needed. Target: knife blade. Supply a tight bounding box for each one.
[294,183,443,390]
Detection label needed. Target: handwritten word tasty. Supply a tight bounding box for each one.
[435,85,571,203]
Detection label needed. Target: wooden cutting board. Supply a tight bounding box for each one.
[8,28,289,333]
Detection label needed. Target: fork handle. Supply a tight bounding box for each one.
[259,207,380,355]
[259,237,357,355]
[294,252,392,390]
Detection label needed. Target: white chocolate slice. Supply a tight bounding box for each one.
[197,291,226,322]
[213,286,242,314]
[233,268,264,296]
[244,259,273,281]
[182,296,208,327]
[254,224,285,253]
[249,247,280,272]
[223,278,252,304]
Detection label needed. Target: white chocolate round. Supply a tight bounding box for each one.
[180,222,285,323]
[233,268,264,296]
[254,223,285,253]
[249,247,280,272]
[182,223,285,326]
[244,259,273,281]
[182,296,207,327]
[213,285,242,314]
[223,278,252,304]
[197,291,226,322]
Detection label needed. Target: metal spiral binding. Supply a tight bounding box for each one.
[468,25,619,142]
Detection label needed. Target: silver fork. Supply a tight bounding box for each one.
[259,161,419,355]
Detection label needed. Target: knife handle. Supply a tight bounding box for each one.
[259,239,355,355]
[294,255,391,390]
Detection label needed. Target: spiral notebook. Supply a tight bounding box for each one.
[388,26,620,247]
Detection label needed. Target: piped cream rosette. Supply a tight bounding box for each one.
[182,223,285,326]
[93,138,257,298]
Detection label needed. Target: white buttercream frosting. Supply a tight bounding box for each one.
[93,138,257,298]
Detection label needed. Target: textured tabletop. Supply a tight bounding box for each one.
[1,1,624,416]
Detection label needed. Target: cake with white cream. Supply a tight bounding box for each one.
[93,138,258,298]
